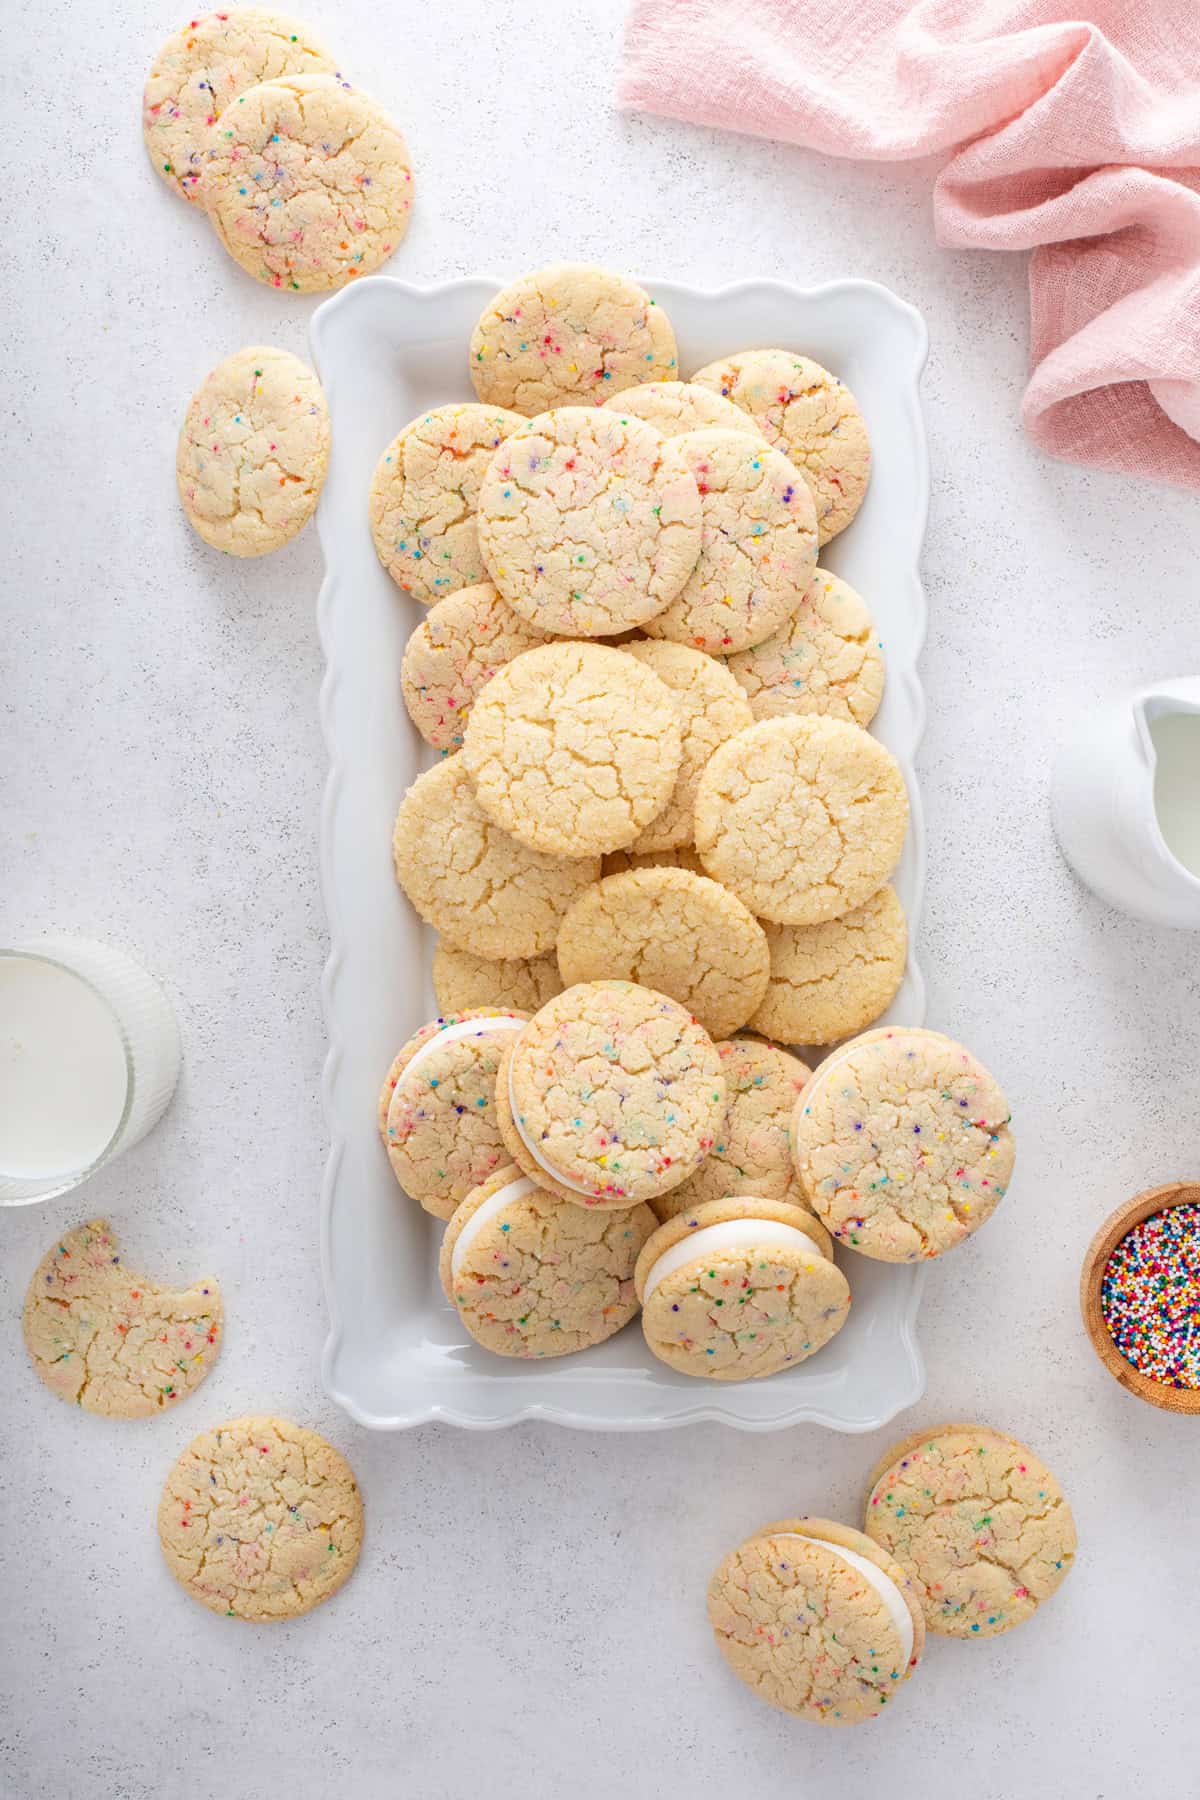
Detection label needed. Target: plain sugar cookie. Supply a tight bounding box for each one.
[432,943,563,1015]
[377,1009,528,1219]
[726,568,885,728]
[863,1422,1077,1638]
[602,380,765,440]
[693,349,871,544]
[461,642,682,859]
[695,716,908,925]
[498,980,726,1208]
[708,1516,924,1722]
[555,868,769,1041]
[143,7,335,199]
[177,345,329,555]
[620,640,753,852]
[440,1163,657,1357]
[791,1027,1015,1261]
[635,1196,848,1380]
[158,1415,363,1620]
[602,846,708,877]
[476,408,703,637]
[199,73,413,291]
[652,1036,812,1222]
[391,756,599,957]
[22,1220,221,1418]
[401,583,551,754]
[370,405,525,603]
[470,264,678,414]
[641,428,818,652]
[750,886,907,1046]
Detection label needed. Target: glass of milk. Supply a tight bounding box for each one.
[0,938,180,1206]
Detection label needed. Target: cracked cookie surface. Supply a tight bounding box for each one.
[619,640,753,851]
[500,980,726,1207]
[791,1027,1015,1261]
[750,885,907,1046]
[726,568,885,727]
[602,379,765,440]
[863,1423,1077,1637]
[476,407,703,636]
[470,264,678,414]
[708,1516,924,1722]
[401,582,551,753]
[556,868,769,1041]
[652,1037,812,1221]
[462,642,682,858]
[199,73,413,291]
[642,428,818,652]
[440,1163,656,1357]
[694,349,870,544]
[432,943,563,1015]
[392,756,599,958]
[177,345,330,556]
[158,1415,363,1620]
[22,1220,221,1418]
[143,7,335,200]
[695,715,908,925]
[371,406,525,603]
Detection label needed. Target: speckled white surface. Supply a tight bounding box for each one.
[2,2,1199,1795]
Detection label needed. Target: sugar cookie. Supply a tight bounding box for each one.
[22,1220,221,1418]
[476,408,703,637]
[498,980,725,1208]
[863,1422,1077,1638]
[555,868,769,1041]
[470,264,677,414]
[401,583,551,754]
[199,73,413,291]
[432,943,563,1015]
[158,1416,363,1621]
[693,349,870,544]
[143,7,335,200]
[377,1009,528,1220]
[602,845,707,877]
[177,345,329,555]
[725,568,885,728]
[652,1036,812,1222]
[370,405,525,603]
[750,886,907,1046]
[440,1164,657,1358]
[461,642,682,859]
[641,428,818,652]
[635,1197,848,1380]
[791,1027,1015,1261]
[392,756,599,958]
[619,640,753,852]
[708,1517,924,1722]
[695,716,908,925]
[602,379,765,440]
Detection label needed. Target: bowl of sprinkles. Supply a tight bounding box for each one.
[1081,1181,1200,1414]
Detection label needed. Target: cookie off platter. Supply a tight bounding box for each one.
[311,274,930,1431]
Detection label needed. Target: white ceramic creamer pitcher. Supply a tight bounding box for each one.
[1052,678,1200,929]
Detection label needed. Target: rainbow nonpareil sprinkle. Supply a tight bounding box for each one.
[1101,1204,1200,1388]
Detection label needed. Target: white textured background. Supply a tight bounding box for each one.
[3,2,1199,1795]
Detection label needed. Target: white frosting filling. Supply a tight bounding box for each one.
[778,1533,914,1667]
[450,1175,537,1280]
[642,1218,825,1303]
[400,1014,526,1091]
[507,1056,597,1197]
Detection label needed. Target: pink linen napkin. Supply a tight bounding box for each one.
[619,0,1200,489]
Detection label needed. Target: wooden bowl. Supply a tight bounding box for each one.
[1080,1180,1200,1415]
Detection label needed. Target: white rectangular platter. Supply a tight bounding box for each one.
[311,276,930,1431]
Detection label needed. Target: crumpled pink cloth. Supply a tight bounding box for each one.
[619,0,1200,488]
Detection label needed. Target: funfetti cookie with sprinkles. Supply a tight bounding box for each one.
[401,583,552,755]
[496,979,726,1209]
[469,264,679,415]
[439,1164,657,1359]
[863,1422,1077,1638]
[790,1026,1015,1262]
[378,1009,530,1220]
